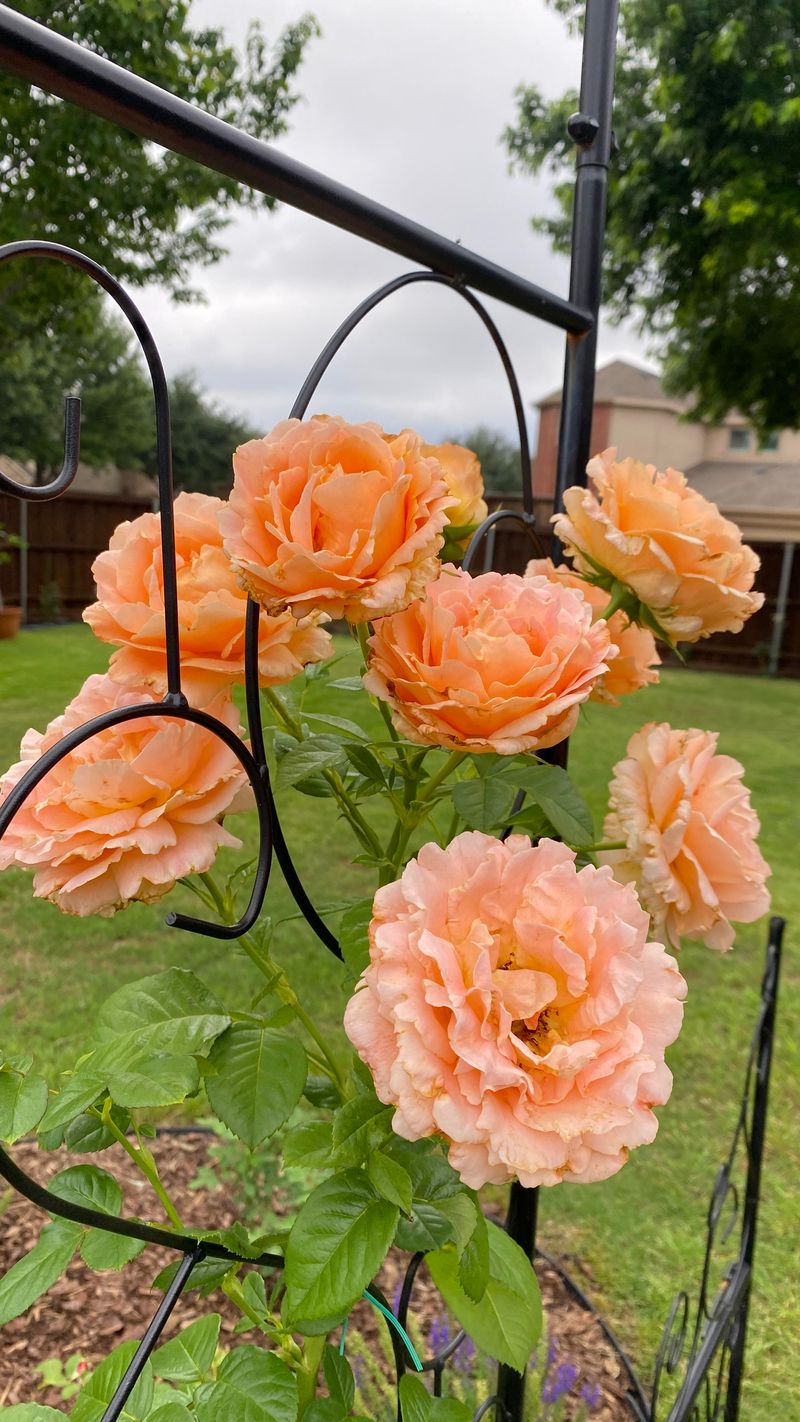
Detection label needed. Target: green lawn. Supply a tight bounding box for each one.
[1,625,798,1419]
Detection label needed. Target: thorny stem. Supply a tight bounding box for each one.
[200,873,347,1099]
[94,1101,184,1230]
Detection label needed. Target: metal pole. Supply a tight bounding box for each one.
[553,0,620,512]
[0,9,591,335]
[767,540,794,677]
[18,499,28,623]
[498,6,619,1418]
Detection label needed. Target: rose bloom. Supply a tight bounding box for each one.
[526,558,660,705]
[364,565,614,754]
[601,723,771,952]
[219,416,453,624]
[421,440,488,544]
[0,673,251,917]
[553,448,763,643]
[344,832,686,1188]
[84,491,332,703]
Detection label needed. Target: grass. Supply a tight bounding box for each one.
[1,623,798,1419]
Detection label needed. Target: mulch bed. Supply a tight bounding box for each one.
[0,1133,636,1419]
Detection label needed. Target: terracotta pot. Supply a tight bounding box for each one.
[0,605,22,639]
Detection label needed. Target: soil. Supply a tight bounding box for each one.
[0,1133,636,1419]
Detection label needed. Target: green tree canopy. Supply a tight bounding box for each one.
[0,0,318,477]
[504,0,800,433]
[448,426,526,494]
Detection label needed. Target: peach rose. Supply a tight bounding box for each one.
[84,491,332,703]
[0,674,250,917]
[421,441,488,548]
[219,416,453,623]
[526,558,660,705]
[344,832,686,1188]
[364,566,614,754]
[553,448,763,643]
[600,723,771,952]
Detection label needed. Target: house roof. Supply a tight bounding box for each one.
[686,461,800,542]
[538,358,678,409]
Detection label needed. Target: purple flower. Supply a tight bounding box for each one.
[453,1334,476,1374]
[353,1355,364,1390]
[429,1315,451,1354]
[392,1282,404,1316]
[541,1361,579,1405]
[580,1381,603,1411]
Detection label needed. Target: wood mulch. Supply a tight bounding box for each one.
[0,1133,638,1419]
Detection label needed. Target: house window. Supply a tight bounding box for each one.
[729,428,750,451]
[758,432,780,452]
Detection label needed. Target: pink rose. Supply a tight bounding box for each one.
[219,416,453,623]
[526,558,660,705]
[0,674,250,917]
[345,832,686,1188]
[84,491,332,703]
[601,723,771,951]
[553,449,763,643]
[364,566,614,754]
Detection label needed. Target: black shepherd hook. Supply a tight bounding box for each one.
[0,240,275,942]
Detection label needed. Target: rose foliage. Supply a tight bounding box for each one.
[0,423,769,1417]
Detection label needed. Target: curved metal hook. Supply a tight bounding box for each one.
[0,240,182,697]
[0,698,273,941]
[289,269,533,516]
[0,393,81,502]
[461,507,547,576]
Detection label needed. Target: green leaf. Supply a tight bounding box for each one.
[195,1346,298,1422]
[398,1376,432,1422]
[50,1164,123,1216]
[331,1094,391,1167]
[452,777,517,831]
[395,1202,459,1253]
[426,1221,542,1373]
[106,1055,200,1109]
[328,677,364,692]
[64,1105,130,1154]
[344,744,385,783]
[206,1025,307,1149]
[282,1120,333,1168]
[91,968,230,1062]
[304,1076,341,1109]
[40,1073,108,1134]
[275,736,347,790]
[322,1344,355,1413]
[367,1150,412,1214]
[386,1141,462,1202]
[304,713,370,742]
[505,764,593,845]
[80,1229,146,1272]
[153,1255,231,1296]
[339,899,373,980]
[0,1220,81,1326]
[0,1071,47,1143]
[148,1404,193,1422]
[152,1314,221,1381]
[459,1208,489,1303]
[0,1408,66,1420]
[284,1170,398,1332]
[303,1403,344,1422]
[72,1341,153,1421]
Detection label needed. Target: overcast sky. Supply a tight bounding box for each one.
[134,0,653,449]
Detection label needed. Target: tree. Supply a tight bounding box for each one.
[449,426,525,494]
[504,0,800,432]
[0,1,319,304]
[161,373,258,495]
[0,1,318,476]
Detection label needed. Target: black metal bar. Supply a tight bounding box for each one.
[497,1184,539,1419]
[722,917,784,1422]
[0,8,592,335]
[101,1248,201,1422]
[552,0,620,510]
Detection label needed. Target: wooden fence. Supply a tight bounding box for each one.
[0,489,154,623]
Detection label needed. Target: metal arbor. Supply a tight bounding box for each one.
[0,3,783,1420]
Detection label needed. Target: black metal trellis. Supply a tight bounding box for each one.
[0,3,784,1420]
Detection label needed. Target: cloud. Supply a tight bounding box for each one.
[134,0,650,460]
